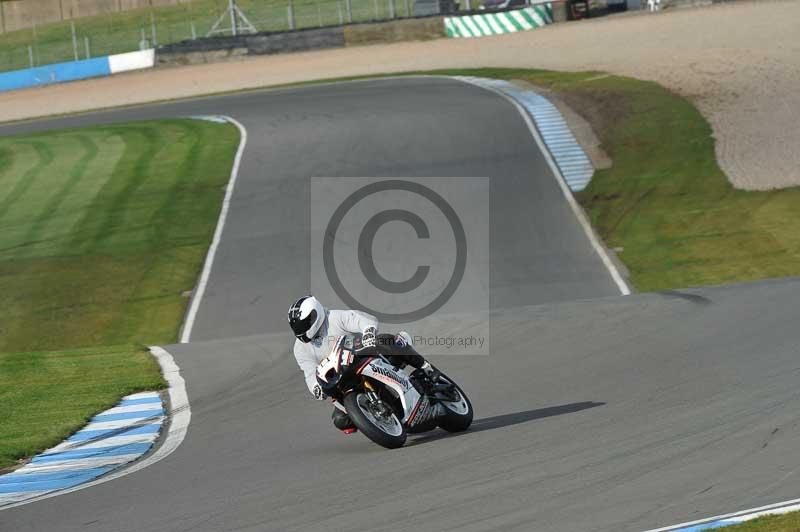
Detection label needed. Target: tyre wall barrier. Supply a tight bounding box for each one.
[156,26,346,66]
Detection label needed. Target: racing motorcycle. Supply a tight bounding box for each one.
[316,335,473,449]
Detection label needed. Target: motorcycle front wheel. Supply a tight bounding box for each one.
[343,392,407,449]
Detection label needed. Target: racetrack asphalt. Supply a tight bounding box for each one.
[1,77,798,532]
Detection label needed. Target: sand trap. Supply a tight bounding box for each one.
[2,0,797,189]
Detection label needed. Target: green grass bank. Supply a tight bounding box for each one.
[723,511,800,532]
[0,346,165,470]
[0,118,239,468]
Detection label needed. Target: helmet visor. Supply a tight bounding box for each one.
[290,309,317,343]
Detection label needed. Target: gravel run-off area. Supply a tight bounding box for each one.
[2,0,798,189]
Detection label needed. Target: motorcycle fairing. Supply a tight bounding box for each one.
[358,357,422,424]
[316,336,348,383]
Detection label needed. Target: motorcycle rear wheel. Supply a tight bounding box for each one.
[343,392,407,449]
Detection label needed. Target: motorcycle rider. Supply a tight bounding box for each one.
[288,295,438,433]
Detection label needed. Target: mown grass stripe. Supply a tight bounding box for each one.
[18,135,99,255]
[149,121,201,245]
[94,125,166,252]
[0,146,13,176]
[0,142,54,226]
[65,126,160,253]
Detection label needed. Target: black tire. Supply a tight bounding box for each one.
[343,392,407,449]
[437,375,473,432]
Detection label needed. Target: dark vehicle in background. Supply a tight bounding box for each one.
[413,0,459,15]
[479,0,629,16]
[480,0,527,10]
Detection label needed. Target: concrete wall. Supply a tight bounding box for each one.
[62,0,119,19]
[0,47,154,92]
[1,0,64,32]
[119,0,167,10]
[0,0,185,33]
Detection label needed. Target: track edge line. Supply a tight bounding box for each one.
[452,76,632,296]
[642,498,800,532]
[179,115,249,343]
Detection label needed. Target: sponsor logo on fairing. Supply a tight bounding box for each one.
[408,396,438,426]
[369,363,410,391]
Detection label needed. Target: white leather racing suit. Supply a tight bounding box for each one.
[293,309,378,395]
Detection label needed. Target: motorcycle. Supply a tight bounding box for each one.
[316,335,473,449]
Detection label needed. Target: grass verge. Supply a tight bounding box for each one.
[722,511,800,531]
[0,117,239,468]
[0,346,165,470]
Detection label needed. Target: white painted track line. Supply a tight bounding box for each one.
[101,404,166,415]
[78,417,165,431]
[47,434,159,453]
[180,115,248,343]
[644,498,800,531]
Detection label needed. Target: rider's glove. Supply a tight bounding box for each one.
[312,384,327,401]
[358,327,377,352]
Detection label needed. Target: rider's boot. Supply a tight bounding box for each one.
[331,407,357,434]
[391,331,442,392]
[420,361,440,381]
[410,363,442,394]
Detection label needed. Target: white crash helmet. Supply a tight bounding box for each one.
[287,295,326,343]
